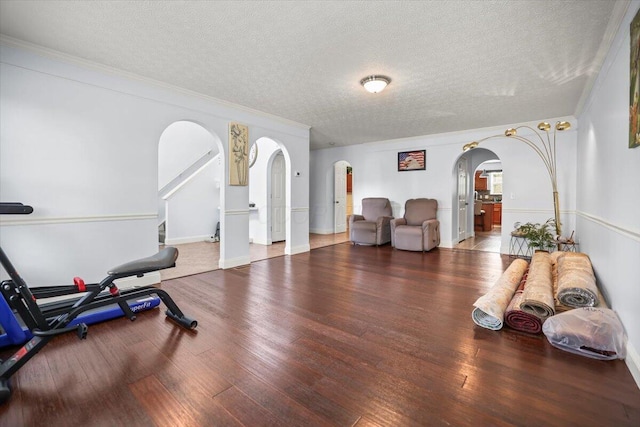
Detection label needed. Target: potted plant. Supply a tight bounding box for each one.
[514,218,556,252]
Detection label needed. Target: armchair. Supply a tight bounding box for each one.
[391,198,440,251]
[349,198,393,245]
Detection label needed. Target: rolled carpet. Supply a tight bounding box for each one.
[505,269,543,334]
[543,307,626,360]
[556,253,599,308]
[472,258,529,330]
[520,252,555,320]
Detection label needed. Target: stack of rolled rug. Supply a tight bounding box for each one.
[520,252,555,320]
[556,253,599,308]
[504,268,543,334]
[472,258,529,330]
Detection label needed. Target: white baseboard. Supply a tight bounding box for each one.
[439,239,454,248]
[287,244,310,255]
[626,341,640,390]
[309,228,335,235]
[115,271,162,288]
[218,256,250,269]
[165,234,210,245]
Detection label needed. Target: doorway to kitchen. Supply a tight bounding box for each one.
[454,150,503,254]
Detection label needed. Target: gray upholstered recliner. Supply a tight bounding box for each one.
[349,198,393,245]
[391,198,440,251]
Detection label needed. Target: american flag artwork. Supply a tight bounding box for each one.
[398,150,426,171]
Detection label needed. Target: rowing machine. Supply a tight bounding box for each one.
[0,202,197,404]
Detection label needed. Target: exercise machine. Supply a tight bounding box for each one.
[0,202,197,404]
[0,294,162,347]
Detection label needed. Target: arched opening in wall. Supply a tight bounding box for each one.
[157,121,222,279]
[453,148,502,253]
[248,137,289,259]
[333,160,352,234]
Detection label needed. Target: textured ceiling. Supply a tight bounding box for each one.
[0,1,628,149]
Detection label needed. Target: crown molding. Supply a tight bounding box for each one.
[575,0,634,116]
[0,35,311,132]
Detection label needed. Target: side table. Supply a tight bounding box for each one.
[509,234,532,259]
[554,241,579,252]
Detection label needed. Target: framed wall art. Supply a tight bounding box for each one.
[397,150,426,171]
[229,122,249,185]
[630,8,640,148]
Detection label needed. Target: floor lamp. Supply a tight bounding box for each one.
[462,120,571,237]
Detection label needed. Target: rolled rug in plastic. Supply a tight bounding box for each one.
[520,252,555,319]
[472,258,529,330]
[504,269,543,334]
[542,307,626,360]
[556,253,599,308]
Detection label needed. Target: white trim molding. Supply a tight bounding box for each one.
[164,235,211,245]
[223,209,250,216]
[0,213,157,227]
[0,36,311,134]
[309,228,335,235]
[116,271,162,288]
[286,244,311,255]
[577,211,640,242]
[218,255,250,270]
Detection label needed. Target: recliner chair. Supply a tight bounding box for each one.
[391,198,440,251]
[349,198,393,245]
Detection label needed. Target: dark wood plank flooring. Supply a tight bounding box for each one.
[2,244,639,426]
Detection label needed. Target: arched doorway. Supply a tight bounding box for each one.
[157,120,223,277]
[453,148,502,253]
[248,137,291,256]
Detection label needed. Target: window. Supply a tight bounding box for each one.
[489,172,503,195]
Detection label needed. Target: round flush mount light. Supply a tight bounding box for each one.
[360,75,391,93]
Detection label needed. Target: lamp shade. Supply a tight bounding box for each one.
[360,75,390,93]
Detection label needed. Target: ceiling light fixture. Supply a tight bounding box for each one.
[360,75,391,93]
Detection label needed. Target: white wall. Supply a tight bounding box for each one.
[165,158,221,245]
[159,121,221,244]
[0,42,310,286]
[158,121,216,189]
[576,1,640,385]
[310,120,578,254]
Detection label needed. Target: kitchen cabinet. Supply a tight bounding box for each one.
[493,203,502,225]
[474,171,487,191]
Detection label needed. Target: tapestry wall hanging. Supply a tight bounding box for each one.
[630,8,640,148]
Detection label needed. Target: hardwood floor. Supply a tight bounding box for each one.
[2,244,639,426]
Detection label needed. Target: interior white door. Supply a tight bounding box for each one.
[457,158,468,242]
[271,153,286,242]
[334,162,347,233]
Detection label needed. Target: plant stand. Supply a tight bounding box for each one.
[509,234,533,259]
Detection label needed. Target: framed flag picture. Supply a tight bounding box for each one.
[397,150,426,171]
